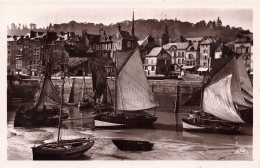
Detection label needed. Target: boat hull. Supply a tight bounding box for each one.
[14,107,69,127]
[32,138,94,160]
[78,100,93,110]
[95,111,157,128]
[112,139,153,151]
[182,118,240,134]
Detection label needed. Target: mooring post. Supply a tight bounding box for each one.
[175,84,180,113]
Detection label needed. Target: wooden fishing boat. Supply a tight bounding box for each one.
[32,67,94,160]
[78,76,93,110]
[32,138,94,160]
[182,55,253,134]
[92,49,159,127]
[14,60,69,127]
[112,139,153,151]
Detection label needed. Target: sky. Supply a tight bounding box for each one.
[2,7,253,31]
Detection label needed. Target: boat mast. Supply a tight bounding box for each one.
[114,50,117,115]
[82,74,85,100]
[57,57,66,144]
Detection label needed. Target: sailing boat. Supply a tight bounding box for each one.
[182,55,253,133]
[32,68,94,160]
[14,61,69,127]
[78,75,92,110]
[93,49,159,127]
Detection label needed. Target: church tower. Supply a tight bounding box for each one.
[131,11,135,36]
[161,22,169,45]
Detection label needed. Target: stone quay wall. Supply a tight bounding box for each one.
[51,77,203,113]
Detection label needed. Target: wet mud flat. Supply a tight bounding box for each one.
[7,110,252,160]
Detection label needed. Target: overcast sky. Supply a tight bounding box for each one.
[2,7,252,31]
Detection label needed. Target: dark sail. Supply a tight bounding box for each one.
[211,56,252,109]
[91,58,107,101]
[34,72,61,110]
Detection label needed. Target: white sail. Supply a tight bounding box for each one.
[203,74,244,123]
[116,49,159,111]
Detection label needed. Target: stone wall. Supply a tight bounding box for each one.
[52,77,202,113]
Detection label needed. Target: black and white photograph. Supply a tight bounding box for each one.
[1,0,260,167]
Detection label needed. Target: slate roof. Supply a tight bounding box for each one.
[186,37,203,43]
[147,47,163,56]
[162,43,176,50]
[175,42,190,50]
[200,38,216,44]
[119,30,133,40]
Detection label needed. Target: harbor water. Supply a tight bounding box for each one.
[7,102,252,160]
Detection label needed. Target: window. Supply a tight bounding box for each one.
[188,54,193,59]
[174,52,176,57]
[145,59,148,64]
[118,41,121,47]
[204,62,206,66]
[205,56,207,59]
[178,59,181,64]
[151,60,153,64]
[127,41,131,48]
[182,59,184,64]
[236,47,240,53]
[182,52,184,57]
[152,66,155,71]
[246,47,249,53]
[178,52,181,57]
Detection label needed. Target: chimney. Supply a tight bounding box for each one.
[180,35,184,42]
[13,35,18,40]
[99,28,105,36]
[117,24,121,31]
[188,40,192,46]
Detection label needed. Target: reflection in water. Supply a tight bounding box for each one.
[7,103,253,160]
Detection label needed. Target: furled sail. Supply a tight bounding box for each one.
[116,49,159,111]
[236,56,253,105]
[210,56,252,108]
[68,79,75,103]
[203,74,244,123]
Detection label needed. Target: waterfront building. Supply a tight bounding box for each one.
[234,31,253,72]
[144,47,171,76]
[198,37,218,73]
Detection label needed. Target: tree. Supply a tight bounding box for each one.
[194,20,206,29]
[30,23,36,29]
[49,23,53,30]
[11,23,17,30]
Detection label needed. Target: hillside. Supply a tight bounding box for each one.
[7,19,247,41]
